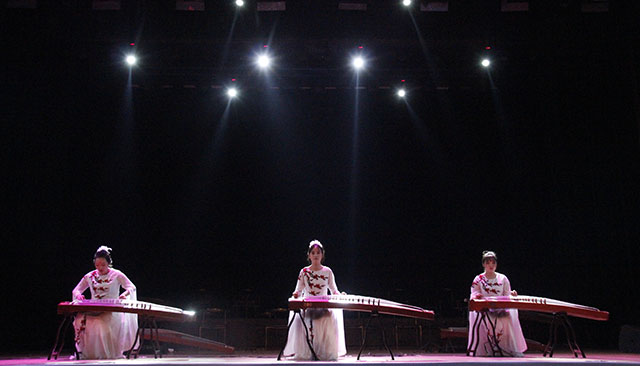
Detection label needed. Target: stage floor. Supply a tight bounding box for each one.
[2,351,639,366]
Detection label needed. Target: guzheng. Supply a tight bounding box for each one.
[468,295,609,321]
[57,299,196,322]
[141,329,234,354]
[289,294,434,320]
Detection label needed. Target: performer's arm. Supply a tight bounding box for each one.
[470,276,483,300]
[503,275,517,296]
[72,276,89,301]
[328,268,341,295]
[292,269,305,298]
[117,271,136,299]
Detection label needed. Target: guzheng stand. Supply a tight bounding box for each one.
[48,314,78,360]
[467,310,587,358]
[357,310,394,360]
[126,315,162,359]
[277,309,319,361]
[466,310,504,357]
[48,312,165,360]
[542,312,586,358]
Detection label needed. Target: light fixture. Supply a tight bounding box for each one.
[125,54,137,66]
[352,56,365,70]
[256,54,271,69]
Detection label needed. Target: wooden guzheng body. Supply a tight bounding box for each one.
[281,294,434,360]
[57,299,196,322]
[289,294,435,319]
[468,295,609,321]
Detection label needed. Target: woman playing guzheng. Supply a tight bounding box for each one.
[283,240,347,360]
[468,250,527,357]
[71,246,138,359]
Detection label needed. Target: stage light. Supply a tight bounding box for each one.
[125,54,137,66]
[481,59,491,67]
[227,87,238,98]
[397,89,406,98]
[235,0,244,7]
[402,0,412,6]
[352,56,365,70]
[256,54,271,69]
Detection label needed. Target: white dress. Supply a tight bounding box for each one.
[468,272,527,356]
[283,266,347,360]
[72,268,138,359]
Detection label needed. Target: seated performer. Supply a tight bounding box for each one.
[71,246,138,359]
[283,240,347,360]
[468,251,527,357]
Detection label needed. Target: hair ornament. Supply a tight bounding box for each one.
[96,245,112,254]
[309,240,323,249]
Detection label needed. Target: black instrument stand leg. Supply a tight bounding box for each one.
[277,311,298,360]
[568,318,586,358]
[467,311,483,356]
[543,314,559,357]
[276,310,318,361]
[357,313,375,360]
[49,315,72,360]
[127,317,148,359]
[151,318,162,358]
[561,315,586,358]
[300,311,319,361]
[374,312,394,360]
[485,314,504,356]
[357,312,394,360]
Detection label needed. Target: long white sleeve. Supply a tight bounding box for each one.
[470,275,482,299]
[116,270,136,297]
[327,268,340,295]
[501,274,511,296]
[294,269,306,295]
[72,276,89,300]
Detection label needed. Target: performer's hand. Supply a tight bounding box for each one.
[292,291,300,298]
[75,294,85,301]
[119,292,128,299]
[510,290,518,296]
[472,293,483,300]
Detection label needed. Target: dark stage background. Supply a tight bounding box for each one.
[2,0,639,354]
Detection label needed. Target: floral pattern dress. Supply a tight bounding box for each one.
[283,266,346,360]
[72,269,138,359]
[468,272,527,356]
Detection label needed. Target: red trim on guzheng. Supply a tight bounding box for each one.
[288,295,435,320]
[468,295,609,321]
[57,300,196,322]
